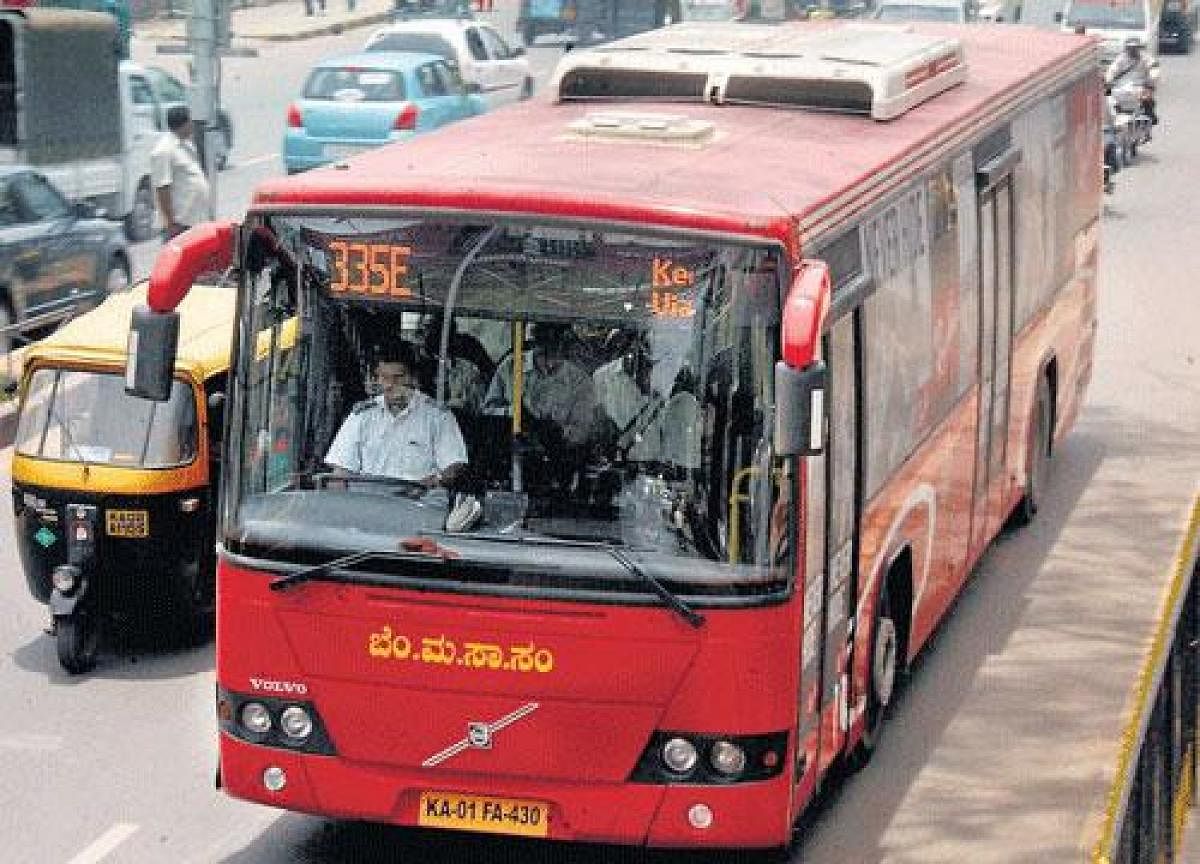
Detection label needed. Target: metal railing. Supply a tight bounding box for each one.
[1092,495,1200,863]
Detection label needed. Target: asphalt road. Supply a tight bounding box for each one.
[0,21,1198,864]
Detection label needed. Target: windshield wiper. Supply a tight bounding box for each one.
[269,545,450,592]
[423,531,705,629]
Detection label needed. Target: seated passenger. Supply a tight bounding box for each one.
[593,331,665,462]
[325,342,467,488]
[483,321,596,449]
[417,313,490,412]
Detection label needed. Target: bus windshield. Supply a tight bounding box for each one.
[15,368,198,467]
[227,215,792,601]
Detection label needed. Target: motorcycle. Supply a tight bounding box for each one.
[1109,79,1154,160]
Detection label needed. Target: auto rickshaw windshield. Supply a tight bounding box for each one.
[15,367,198,468]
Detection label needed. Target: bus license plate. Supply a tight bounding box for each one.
[418,792,548,838]
[106,509,149,538]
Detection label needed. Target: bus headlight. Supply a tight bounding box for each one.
[631,730,788,784]
[710,740,747,777]
[240,701,272,735]
[662,737,699,774]
[280,705,313,741]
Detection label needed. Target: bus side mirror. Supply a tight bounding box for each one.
[774,361,827,456]
[126,304,179,401]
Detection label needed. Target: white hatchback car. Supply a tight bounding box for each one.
[364,18,534,111]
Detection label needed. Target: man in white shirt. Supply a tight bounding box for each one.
[483,322,596,448]
[151,105,212,241]
[325,343,468,488]
[593,331,665,462]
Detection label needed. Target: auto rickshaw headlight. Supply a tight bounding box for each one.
[51,565,80,595]
[280,705,313,741]
[240,701,272,735]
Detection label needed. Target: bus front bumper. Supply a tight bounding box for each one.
[219,732,792,848]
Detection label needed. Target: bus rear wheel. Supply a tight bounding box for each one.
[847,584,898,771]
[1013,377,1051,526]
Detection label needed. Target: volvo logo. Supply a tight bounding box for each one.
[467,722,492,750]
[422,703,539,768]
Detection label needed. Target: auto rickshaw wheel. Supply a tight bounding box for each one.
[55,614,100,675]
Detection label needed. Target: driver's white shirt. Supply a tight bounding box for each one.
[325,391,466,482]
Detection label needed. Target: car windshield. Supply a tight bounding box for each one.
[1066,0,1146,28]
[303,67,408,102]
[367,32,456,61]
[15,368,197,467]
[874,3,962,20]
[226,215,791,601]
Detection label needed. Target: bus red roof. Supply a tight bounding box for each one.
[252,23,1096,244]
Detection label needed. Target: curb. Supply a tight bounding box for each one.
[137,9,394,45]
[254,10,393,40]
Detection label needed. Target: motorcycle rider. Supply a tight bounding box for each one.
[1106,37,1158,126]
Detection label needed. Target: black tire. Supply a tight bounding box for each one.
[216,112,233,170]
[846,583,899,771]
[55,614,100,675]
[125,179,155,244]
[1013,377,1052,526]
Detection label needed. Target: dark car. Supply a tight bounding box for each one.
[0,168,131,355]
[1159,0,1195,52]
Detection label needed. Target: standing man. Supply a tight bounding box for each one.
[151,105,211,241]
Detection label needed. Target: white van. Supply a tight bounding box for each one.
[1060,0,1160,63]
[872,0,975,22]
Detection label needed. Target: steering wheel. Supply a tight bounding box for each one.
[311,470,429,498]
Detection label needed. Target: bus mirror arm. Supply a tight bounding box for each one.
[126,304,179,402]
[774,361,827,457]
[148,220,238,313]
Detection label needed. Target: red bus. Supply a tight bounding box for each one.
[130,19,1101,853]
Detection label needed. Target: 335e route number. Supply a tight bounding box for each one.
[329,241,413,297]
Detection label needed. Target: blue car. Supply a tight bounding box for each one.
[283,51,486,175]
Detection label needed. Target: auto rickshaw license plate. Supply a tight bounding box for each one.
[106,509,149,538]
[418,792,548,837]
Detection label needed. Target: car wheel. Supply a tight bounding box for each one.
[216,112,233,170]
[125,179,155,244]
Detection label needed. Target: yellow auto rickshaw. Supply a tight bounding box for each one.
[8,283,233,673]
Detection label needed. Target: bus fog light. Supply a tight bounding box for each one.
[262,765,287,792]
[687,803,714,829]
[240,701,272,735]
[51,565,79,595]
[710,740,747,776]
[662,737,698,774]
[280,705,313,740]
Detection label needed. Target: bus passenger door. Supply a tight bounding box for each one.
[798,313,860,788]
[970,172,1016,554]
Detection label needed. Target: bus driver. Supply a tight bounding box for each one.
[325,342,468,489]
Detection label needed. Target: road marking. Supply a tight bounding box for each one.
[0,732,63,752]
[67,824,139,864]
[237,153,279,168]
